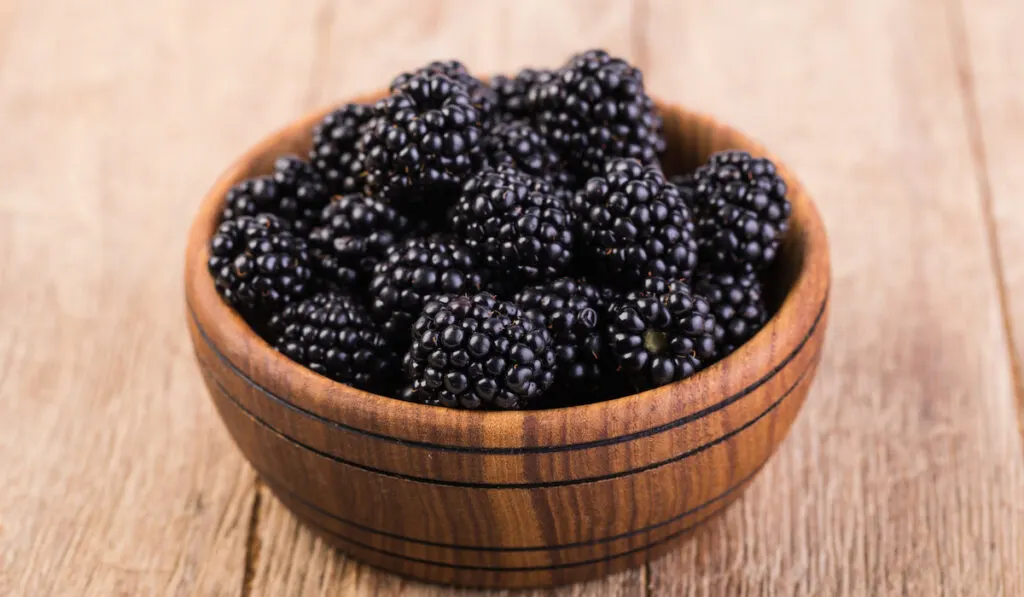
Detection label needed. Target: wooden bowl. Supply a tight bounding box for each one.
[184,96,830,589]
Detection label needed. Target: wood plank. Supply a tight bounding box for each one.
[247,1,647,595]
[0,1,326,595]
[641,0,1024,595]
[954,0,1024,434]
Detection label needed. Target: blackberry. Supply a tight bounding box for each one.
[207,214,312,316]
[694,270,767,355]
[308,195,410,288]
[482,120,574,187]
[269,291,394,391]
[401,292,556,410]
[368,237,486,341]
[685,151,792,272]
[390,60,498,123]
[573,158,698,286]
[530,49,665,177]
[221,156,329,235]
[606,280,717,390]
[515,277,607,392]
[309,104,374,196]
[453,166,574,283]
[361,72,486,207]
[489,68,554,120]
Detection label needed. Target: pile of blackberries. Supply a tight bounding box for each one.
[207,49,791,410]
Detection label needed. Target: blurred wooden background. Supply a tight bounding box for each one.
[2,0,1023,595]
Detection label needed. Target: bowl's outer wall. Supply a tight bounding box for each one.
[184,99,831,588]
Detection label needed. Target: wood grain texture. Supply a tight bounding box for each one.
[642,0,1024,595]
[952,0,1024,434]
[0,1,328,596]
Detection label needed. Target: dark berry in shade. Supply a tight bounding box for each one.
[309,104,374,196]
[489,68,555,121]
[207,214,312,317]
[361,72,486,207]
[268,291,394,392]
[530,49,665,178]
[684,150,792,272]
[572,158,698,287]
[401,292,556,410]
[482,120,575,187]
[606,280,717,390]
[453,166,574,284]
[308,195,410,289]
[368,237,486,342]
[390,60,498,123]
[694,270,768,356]
[515,277,608,393]
[221,156,329,236]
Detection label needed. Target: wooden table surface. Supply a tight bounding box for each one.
[2,0,1023,595]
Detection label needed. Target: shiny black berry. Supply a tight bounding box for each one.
[453,166,574,284]
[308,195,410,289]
[489,68,554,121]
[368,237,486,342]
[391,60,498,123]
[221,156,329,235]
[207,214,312,317]
[573,158,698,286]
[309,104,374,196]
[530,49,665,177]
[402,292,556,409]
[606,280,717,390]
[694,270,768,356]
[269,291,394,392]
[482,120,575,187]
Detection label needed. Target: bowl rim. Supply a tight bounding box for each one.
[184,95,830,447]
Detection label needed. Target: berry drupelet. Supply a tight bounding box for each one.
[221,156,329,235]
[453,166,574,284]
[269,291,394,391]
[573,158,698,287]
[207,214,313,317]
[308,195,410,289]
[482,120,574,187]
[361,72,486,207]
[368,237,486,342]
[694,270,767,356]
[530,49,665,177]
[515,277,607,392]
[401,292,556,410]
[309,103,374,196]
[684,150,792,272]
[606,279,717,390]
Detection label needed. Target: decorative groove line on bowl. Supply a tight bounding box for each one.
[275,470,749,573]
[199,345,819,489]
[187,283,827,454]
[254,457,766,552]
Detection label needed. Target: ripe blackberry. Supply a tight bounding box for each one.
[402,292,556,410]
[309,104,374,196]
[573,158,698,286]
[489,68,554,120]
[269,291,394,391]
[207,214,312,316]
[515,277,607,392]
[482,120,575,187]
[606,280,717,390]
[308,195,410,288]
[361,72,486,206]
[368,237,486,341]
[530,49,665,177]
[694,270,768,355]
[453,166,574,283]
[390,60,498,122]
[221,156,329,235]
[686,151,792,272]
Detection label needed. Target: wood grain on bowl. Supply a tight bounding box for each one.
[183,99,831,588]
